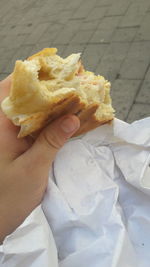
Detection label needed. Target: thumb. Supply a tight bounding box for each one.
[23,115,80,168]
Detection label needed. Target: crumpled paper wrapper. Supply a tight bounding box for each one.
[1,118,150,267]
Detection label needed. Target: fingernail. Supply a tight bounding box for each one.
[60,116,80,133]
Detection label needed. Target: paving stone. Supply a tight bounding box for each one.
[21,7,41,23]
[124,41,150,61]
[38,23,64,43]
[145,66,150,81]
[119,60,149,80]
[0,7,18,25]
[65,0,82,10]
[72,0,96,19]
[1,34,27,49]
[90,28,114,44]
[80,20,100,31]
[106,0,130,16]
[0,2,15,21]
[63,44,86,57]
[54,21,82,45]
[0,47,18,61]
[99,42,130,63]
[23,23,50,45]
[136,80,150,104]
[135,13,150,41]
[70,30,94,44]
[95,0,112,6]
[89,16,121,44]
[96,42,130,81]
[82,44,108,72]
[0,22,38,37]
[0,0,150,123]
[97,16,122,30]
[112,27,137,42]
[85,6,107,21]
[40,31,59,44]
[119,42,150,79]
[120,1,150,28]
[126,103,150,123]
[111,79,141,120]
[72,5,94,19]
[3,45,34,73]
[96,60,122,82]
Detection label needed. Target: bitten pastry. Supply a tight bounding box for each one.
[1,48,115,138]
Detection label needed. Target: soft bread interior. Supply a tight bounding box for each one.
[1,48,114,137]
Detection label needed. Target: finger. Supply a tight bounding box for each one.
[0,75,12,102]
[20,115,80,169]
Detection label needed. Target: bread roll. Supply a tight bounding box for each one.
[1,48,115,138]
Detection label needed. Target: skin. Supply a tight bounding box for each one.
[0,76,80,243]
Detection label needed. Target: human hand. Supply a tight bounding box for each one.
[0,76,80,243]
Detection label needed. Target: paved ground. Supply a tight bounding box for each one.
[0,0,150,122]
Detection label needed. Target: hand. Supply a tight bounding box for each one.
[0,76,80,243]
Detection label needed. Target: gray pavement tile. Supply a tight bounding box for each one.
[82,44,108,72]
[95,0,112,6]
[135,13,150,41]
[119,60,149,80]
[3,45,34,73]
[126,103,150,122]
[119,42,150,79]
[33,0,49,8]
[96,42,130,81]
[124,41,150,61]
[101,42,130,60]
[23,23,50,45]
[72,0,96,18]
[54,28,75,45]
[89,28,113,44]
[85,6,107,21]
[63,44,86,57]
[97,16,122,30]
[80,20,100,31]
[96,60,122,82]
[0,2,14,21]
[0,0,150,124]
[70,30,94,44]
[38,30,61,44]
[62,20,82,33]
[52,45,67,57]
[136,80,150,104]
[65,0,82,9]
[120,14,143,28]
[90,16,122,43]
[72,6,93,20]
[0,23,37,36]
[112,27,137,42]
[111,79,141,121]
[21,7,41,23]
[145,66,150,81]
[120,1,150,28]
[106,0,130,16]
[0,7,18,25]
[1,34,27,49]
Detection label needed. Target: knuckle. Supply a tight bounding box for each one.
[41,129,64,150]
